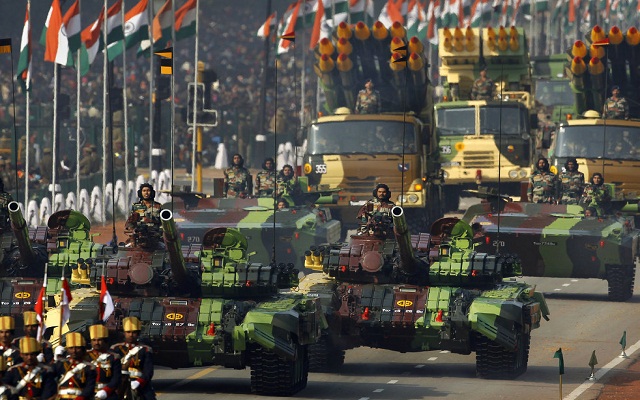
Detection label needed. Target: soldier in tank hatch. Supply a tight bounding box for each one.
[357,184,396,236]
[527,157,557,204]
[223,154,251,198]
[125,183,163,245]
[580,173,612,217]
[559,158,585,205]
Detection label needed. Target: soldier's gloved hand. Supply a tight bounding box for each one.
[37,352,45,362]
[131,380,141,390]
[95,390,108,399]
[54,345,66,360]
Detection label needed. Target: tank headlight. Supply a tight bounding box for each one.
[303,163,312,175]
[398,194,419,203]
[509,170,518,178]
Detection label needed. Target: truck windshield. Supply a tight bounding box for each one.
[535,80,575,107]
[555,125,640,160]
[436,105,527,135]
[307,121,417,155]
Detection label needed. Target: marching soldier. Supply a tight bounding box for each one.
[88,324,121,400]
[110,317,155,400]
[3,338,57,399]
[558,158,585,205]
[0,317,21,369]
[255,157,276,198]
[55,332,96,400]
[471,66,495,101]
[223,154,251,198]
[527,157,558,203]
[603,85,629,119]
[11,311,54,364]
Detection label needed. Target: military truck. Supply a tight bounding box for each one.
[463,189,640,301]
[436,26,537,210]
[303,21,443,234]
[299,206,549,378]
[546,25,640,208]
[531,54,577,125]
[49,209,324,396]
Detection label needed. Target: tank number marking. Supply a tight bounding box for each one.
[492,240,505,248]
[187,236,200,243]
[440,145,452,154]
[315,164,327,174]
[14,292,31,299]
[166,313,184,320]
[396,300,413,307]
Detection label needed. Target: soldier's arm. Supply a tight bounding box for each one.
[79,366,97,399]
[526,178,534,201]
[106,355,122,395]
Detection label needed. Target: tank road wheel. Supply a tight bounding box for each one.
[309,334,345,372]
[607,265,636,302]
[250,343,309,396]
[475,332,530,379]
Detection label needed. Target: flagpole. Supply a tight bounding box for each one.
[25,0,31,208]
[39,262,48,342]
[58,265,65,344]
[7,36,19,202]
[148,2,154,175]
[122,1,130,212]
[52,64,59,220]
[75,0,82,212]
[102,0,109,225]
[171,0,177,185]
[191,0,200,191]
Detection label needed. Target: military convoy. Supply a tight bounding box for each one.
[303,21,444,233]
[299,206,549,378]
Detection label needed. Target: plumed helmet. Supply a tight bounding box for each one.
[0,316,15,331]
[137,183,155,201]
[19,337,41,354]
[123,316,141,332]
[89,324,109,339]
[373,183,391,201]
[66,332,86,348]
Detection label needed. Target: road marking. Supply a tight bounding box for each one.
[554,288,562,291]
[157,366,220,396]
[358,398,370,400]
[565,339,640,400]
[388,380,398,384]
[571,279,579,282]
[439,350,450,354]
[562,283,571,287]
[428,357,438,361]
[415,364,425,368]
[373,389,384,393]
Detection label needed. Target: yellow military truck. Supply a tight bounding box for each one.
[302,21,443,233]
[547,25,640,206]
[436,26,538,210]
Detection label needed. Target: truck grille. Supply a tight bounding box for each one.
[463,151,495,168]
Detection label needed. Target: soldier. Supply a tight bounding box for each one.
[3,338,57,399]
[78,146,93,176]
[11,311,53,364]
[354,78,381,114]
[110,317,156,400]
[39,148,53,185]
[558,158,585,205]
[88,324,121,400]
[275,164,300,200]
[603,85,629,119]
[223,154,251,198]
[527,157,557,203]
[471,66,495,101]
[255,157,276,198]
[276,198,289,210]
[580,173,612,216]
[55,332,96,399]
[0,317,21,369]
[357,183,395,223]
[125,183,162,236]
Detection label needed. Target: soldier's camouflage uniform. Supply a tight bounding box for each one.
[471,77,495,100]
[580,184,611,216]
[527,170,557,203]
[603,97,629,119]
[223,166,250,198]
[559,170,585,205]
[355,90,381,114]
[255,170,276,197]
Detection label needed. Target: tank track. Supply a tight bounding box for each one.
[308,334,345,372]
[607,264,636,302]
[249,343,309,396]
[475,331,530,379]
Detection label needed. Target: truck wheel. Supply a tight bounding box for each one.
[607,265,636,302]
[443,186,461,212]
[250,343,309,396]
[309,334,345,372]
[475,332,530,379]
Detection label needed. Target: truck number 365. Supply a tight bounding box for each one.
[315,164,327,174]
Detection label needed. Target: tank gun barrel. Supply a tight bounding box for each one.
[8,201,36,263]
[160,209,190,288]
[391,206,419,275]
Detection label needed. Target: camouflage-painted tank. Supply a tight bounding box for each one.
[299,206,549,378]
[52,208,324,396]
[462,192,640,301]
[169,183,341,265]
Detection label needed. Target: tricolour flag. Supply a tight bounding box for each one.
[17,6,32,91]
[553,348,564,375]
[470,0,492,27]
[105,0,125,61]
[79,9,104,76]
[176,0,198,41]
[63,0,82,54]
[43,0,70,66]
[310,0,325,49]
[257,11,277,38]
[34,284,46,341]
[152,0,173,50]
[100,276,115,322]
[349,0,374,23]
[125,0,150,49]
[426,0,440,46]
[60,277,73,327]
[277,1,301,55]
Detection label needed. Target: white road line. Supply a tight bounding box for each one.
[428,357,438,361]
[439,350,450,354]
[571,279,579,282]
[358,397,370,400]
[373,389,384,393]
[565,339,640,400]
[554,288,562,291]
[562,283,571,287]
[415,364,426,368]
[388,380,398,384]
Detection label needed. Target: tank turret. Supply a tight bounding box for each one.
[160,209,192,289]
[4,201,48,277]
[391,206,428,276]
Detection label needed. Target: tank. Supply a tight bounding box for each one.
[52,209,324,396]
[462,189,640,301]
[169,182,341,265]
[299,206,549,379]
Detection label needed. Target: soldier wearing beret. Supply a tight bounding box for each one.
[3,338,57,400]
[88,325,121,400]
[110,317,156,400]
[54,332,96,400]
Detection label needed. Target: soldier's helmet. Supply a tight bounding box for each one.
[123,316,142,332]
[19,337,41,354]
[66,332,86,348]
[89,324,109,339]
[0,316,15,331]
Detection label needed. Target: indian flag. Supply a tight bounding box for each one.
[257,11,277,38]
[64,0,82,54]
[125,0,149,49]
[106,0,124,61]
[17,6,31,91]
[43,0,71,66]
[152,0,173,50]
[79,10,104,76]
[175,0,197,41]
